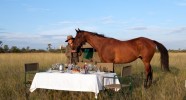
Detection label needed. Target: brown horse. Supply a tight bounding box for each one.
[73,29,169,87]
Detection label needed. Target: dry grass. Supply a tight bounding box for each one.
[0,52,186,100]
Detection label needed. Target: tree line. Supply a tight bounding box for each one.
[0,41,66,53]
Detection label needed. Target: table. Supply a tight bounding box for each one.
[29,71,120,99]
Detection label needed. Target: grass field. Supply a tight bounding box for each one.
[0,52,186,100]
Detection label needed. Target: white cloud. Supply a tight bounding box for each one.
[0,31,66,49]
[169,27,186,34]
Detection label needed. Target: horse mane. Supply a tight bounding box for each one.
[91,32,105,38]
[80,30,106,38]
[78,29,118,41]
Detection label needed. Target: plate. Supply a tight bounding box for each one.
[96,72,105,74]
[88,71,96,74]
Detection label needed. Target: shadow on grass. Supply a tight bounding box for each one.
[29,89,97,100]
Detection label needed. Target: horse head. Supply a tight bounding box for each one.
[73,28,87,50]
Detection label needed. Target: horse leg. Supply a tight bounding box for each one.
[143,61,153,88]
[148,64,153,87]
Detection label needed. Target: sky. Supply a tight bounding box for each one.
[0,0,186,50]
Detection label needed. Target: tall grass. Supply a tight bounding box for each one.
[0,52,186,100]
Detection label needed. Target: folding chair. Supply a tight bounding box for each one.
[24,63,39,100]
[103,65,133,97]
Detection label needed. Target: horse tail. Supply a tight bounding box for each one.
[153,40,170,71]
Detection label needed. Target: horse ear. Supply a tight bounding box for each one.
[75,29,78,32]
[78,28,80,31]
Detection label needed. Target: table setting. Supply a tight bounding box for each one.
[29,63,120,99]
[46,63,100,74]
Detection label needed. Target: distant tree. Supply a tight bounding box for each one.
[30,49,36,52]
[3,45,9,52]
[47,43,52,51]
[0,41,3,53]
[0,47,3,53]
[26,46,30,52]
[0,41,2,47]
[60,45,66,53]
[37,49,46,52]
[10,46,21,53]
[21,47,27,52]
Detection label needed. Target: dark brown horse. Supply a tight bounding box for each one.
[73,29,169,87]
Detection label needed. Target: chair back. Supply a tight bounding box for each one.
[24,63,39,85]
[24,63,39,99]
[25,63,39,72]
[121,65,132,77]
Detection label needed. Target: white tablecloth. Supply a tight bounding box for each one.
[29,71,120,98]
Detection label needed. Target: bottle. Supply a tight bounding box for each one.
[59,64,63,71]
[84,62,87,69]
[97,66,100,72]
[93,65,97,71]
[84,63,88,74]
